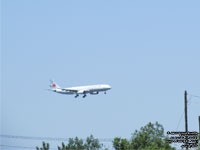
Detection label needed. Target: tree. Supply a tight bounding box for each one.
[113,137,130,150]
[36,141,50,150]
[84,134,103,150]
[112,122,175,150]
[130,122,175,150]
[197,135,200,150]
[57,137,85,150]
[57,135,103,150]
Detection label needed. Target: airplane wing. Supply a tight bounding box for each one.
[61,88,90,95]
[62,88,78,92]
[64,89,90,94]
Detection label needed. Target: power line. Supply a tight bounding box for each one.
[0,134,113,142]
[0,134,69,141]
[0,144,57,150]
[188,94,200,99]
[176,111,184,131]
[175,95,193,131]
[175,91,200,131]
[0,144,36,149]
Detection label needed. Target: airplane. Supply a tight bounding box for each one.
[48,80,111,98]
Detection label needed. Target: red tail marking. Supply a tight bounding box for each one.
[52,84,56,88]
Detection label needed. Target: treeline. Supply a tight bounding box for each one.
[36,122,175,150]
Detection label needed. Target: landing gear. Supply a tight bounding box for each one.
[83,94,87,98]
[75,94,79,98]
[104,91,107,94]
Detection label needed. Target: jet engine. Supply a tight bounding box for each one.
[90,91,99,95]
[77,90,85,94]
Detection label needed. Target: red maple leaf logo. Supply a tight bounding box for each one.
[52,84,56,88]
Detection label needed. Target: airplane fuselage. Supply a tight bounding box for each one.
[49,81,111,98]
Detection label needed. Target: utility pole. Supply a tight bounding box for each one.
[184,91,188,150]
[199,116,200,140]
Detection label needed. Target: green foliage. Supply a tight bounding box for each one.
[198,136,200,150]
[113,137,130,150]
[84,134,102,150]
[112,122,175,150]
[36,141,50,150]
[57,135,103,150]
[36,122,176,150]
[130,122,175,150]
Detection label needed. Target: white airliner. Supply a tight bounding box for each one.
[49,80,111,98]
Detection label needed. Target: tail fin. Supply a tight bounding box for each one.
[49,80,60,89]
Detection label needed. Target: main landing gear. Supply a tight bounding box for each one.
[104,91,107,94]
[75,94,79,98]
[74,94,87,98]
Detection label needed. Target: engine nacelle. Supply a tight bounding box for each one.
[77,90,85,94]
[90,91,99,95]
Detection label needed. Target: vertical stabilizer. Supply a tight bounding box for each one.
[49,80,60,89]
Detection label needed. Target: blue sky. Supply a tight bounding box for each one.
[1,0,200,149]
